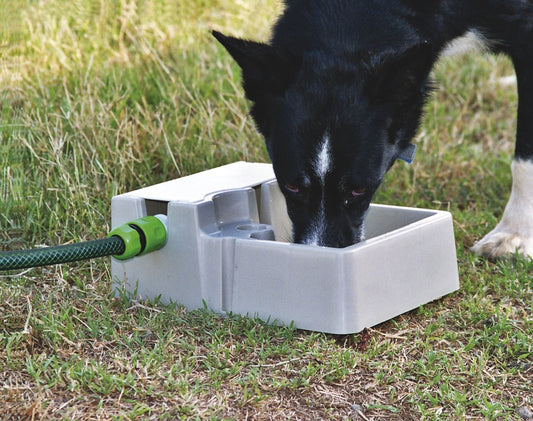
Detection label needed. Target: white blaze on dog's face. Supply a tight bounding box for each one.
[304,131,332,246]
[315,131,331,180]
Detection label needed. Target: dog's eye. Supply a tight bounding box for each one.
[351,187,366,197]
[284,183,300,194]
[344,187,366,206]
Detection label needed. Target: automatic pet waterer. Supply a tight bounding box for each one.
[110,161,459,334]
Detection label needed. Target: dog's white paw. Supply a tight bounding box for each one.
[472,159,533,259]
[472,229,533,259]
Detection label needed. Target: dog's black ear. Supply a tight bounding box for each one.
[212,30,298,100]
[368,41,435,100]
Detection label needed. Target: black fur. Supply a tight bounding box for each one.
[214,0,533,248]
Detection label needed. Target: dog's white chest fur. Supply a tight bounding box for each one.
[440,30,490,57]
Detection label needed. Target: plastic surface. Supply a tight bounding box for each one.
[111,161,460,334]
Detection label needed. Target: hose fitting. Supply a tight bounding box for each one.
[108,215,167,260]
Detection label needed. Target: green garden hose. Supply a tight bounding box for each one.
[0,215,167,271]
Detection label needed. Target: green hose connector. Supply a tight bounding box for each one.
[108,215,167,260]
[0,214,168,271]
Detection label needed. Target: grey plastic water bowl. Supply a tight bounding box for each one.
[111,162,459,334]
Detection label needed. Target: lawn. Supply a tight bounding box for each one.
[1,1,531,420]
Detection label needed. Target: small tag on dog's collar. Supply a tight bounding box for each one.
[397,143,417,164]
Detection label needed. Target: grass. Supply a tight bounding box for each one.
[0,0,531,419]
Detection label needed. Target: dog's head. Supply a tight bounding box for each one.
[213,31,434,247]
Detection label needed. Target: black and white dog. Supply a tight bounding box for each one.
[213,0,533,258]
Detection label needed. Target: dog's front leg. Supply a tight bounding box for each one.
[472,57,533,259]
[472,160,533,259]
